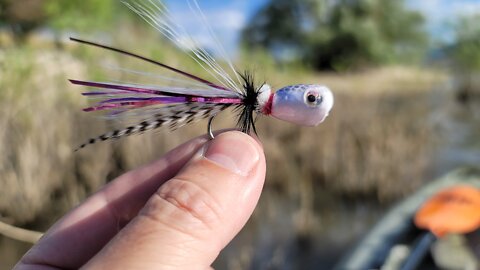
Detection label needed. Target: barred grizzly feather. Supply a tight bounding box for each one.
[75,103,231,151]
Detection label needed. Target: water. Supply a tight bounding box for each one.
[430,81,480,177]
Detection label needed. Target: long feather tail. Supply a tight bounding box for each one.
[69,37,230,91]
[75,103,231,151]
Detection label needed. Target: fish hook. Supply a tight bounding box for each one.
[207,114,217,140]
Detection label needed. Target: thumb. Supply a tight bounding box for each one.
[84,131,266,269]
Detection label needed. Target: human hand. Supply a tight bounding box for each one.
[15,131,266,269]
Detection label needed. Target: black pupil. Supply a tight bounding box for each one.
[307,94,317,103]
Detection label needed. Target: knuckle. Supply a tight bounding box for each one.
[150,178,223,231]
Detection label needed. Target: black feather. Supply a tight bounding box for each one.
[236,71,261,135]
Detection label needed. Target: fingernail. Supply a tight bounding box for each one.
[204,131,259,176]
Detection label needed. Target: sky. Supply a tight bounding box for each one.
[407,0,480,42]
[163,0,267,55]
[163,0,480,54]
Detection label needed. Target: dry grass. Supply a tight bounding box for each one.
[0,41,446,268]
[0,48,96,224]
[0,44,444,221]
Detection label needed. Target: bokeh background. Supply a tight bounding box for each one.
[1,0,479,269]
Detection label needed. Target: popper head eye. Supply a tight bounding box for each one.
[305,91,323,107]
[270,84,333,126]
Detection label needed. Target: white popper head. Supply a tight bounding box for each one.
[270,84,333,126]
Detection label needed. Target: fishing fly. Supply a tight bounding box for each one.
[71,0,334,151]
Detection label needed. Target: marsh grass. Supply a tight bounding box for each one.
[0,36,445,268]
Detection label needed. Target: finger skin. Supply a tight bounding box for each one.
[15,131,266,270]
[84,131,266,269]
[16,135,209,269]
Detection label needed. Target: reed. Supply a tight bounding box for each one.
[0,41,444,268]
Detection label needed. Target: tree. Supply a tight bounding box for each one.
[242,0,428,71]
[0,0,124,43]
[0,0,47,42]
[242,0,321,60]
[451,14,480,72]
[449,14,480,101]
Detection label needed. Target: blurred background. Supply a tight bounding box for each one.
[0,0,479,269]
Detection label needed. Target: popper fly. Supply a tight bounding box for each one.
[71,0,334,151]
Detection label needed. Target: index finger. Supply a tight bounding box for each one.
[17,134,209,269]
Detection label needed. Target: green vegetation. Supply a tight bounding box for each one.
[44,0,122,33]
[448,13,480,100]
[0,1,478,268]
[242,0,428,71]
[451,14,480,72]
[0,0,126,42]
